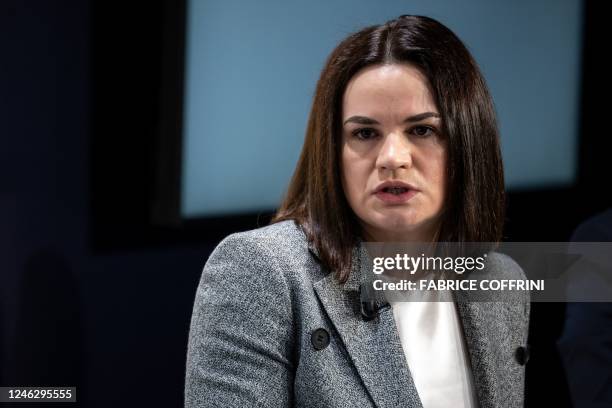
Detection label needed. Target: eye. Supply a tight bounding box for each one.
[409,125,437,138]
[351,128,379,140]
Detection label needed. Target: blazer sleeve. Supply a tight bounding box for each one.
[185,233,296,408]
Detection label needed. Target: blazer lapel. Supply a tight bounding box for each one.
[307,231,519,408]
[312,243,424,408]
[453,290,503,408]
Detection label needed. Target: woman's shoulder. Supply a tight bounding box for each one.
[211,219,309,260]
[224,219,305,242]
[203,219,322,288]
[483,251,530,316]
[485,251,526,280]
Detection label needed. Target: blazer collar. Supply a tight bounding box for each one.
[307,238,363,291]
[310,238,504,408]
[453,289,504,408]
[311,240,423,408]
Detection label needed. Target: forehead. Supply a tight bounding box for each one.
[342,64,437,119]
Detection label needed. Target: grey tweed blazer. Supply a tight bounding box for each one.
[185,220,530,408]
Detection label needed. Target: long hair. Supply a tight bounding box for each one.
[271,15,505,283]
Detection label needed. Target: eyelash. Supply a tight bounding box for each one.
[351,125,438,140]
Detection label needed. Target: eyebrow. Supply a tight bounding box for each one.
[342,112,440,126]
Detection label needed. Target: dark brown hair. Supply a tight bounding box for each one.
[271,15,505,283]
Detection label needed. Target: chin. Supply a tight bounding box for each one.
[369,216,423,236]
[379,211,421,229]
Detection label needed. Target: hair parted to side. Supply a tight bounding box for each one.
[271,15,505,284]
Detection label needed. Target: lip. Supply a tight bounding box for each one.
[373,180,419,204]
[374,180,418,193]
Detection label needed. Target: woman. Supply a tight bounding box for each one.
[185,15,529,408]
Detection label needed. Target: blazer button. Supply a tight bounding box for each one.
[311,328,330,351]
[515,346,530,365]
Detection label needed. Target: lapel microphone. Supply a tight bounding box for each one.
[358,249,390,321]
[360,300,380,321]
[359,285,390,321]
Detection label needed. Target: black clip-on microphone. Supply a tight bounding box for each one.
[359,284,390,321]
[360,299,380,321]
[357,247,390,321]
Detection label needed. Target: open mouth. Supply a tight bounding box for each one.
[382,187,409,195]
[375,185,417,203]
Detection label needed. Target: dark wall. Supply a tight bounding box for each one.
[1,1,211,406]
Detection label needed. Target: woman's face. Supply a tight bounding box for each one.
[341,63,447,242]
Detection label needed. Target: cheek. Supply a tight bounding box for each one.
[415,144,447,200]
[341,149,368,201]
[429,151,447,201]
[340,154,354,206]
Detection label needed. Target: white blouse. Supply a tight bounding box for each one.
[390,287,478,408]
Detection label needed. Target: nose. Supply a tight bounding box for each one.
[375,131,412,172]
